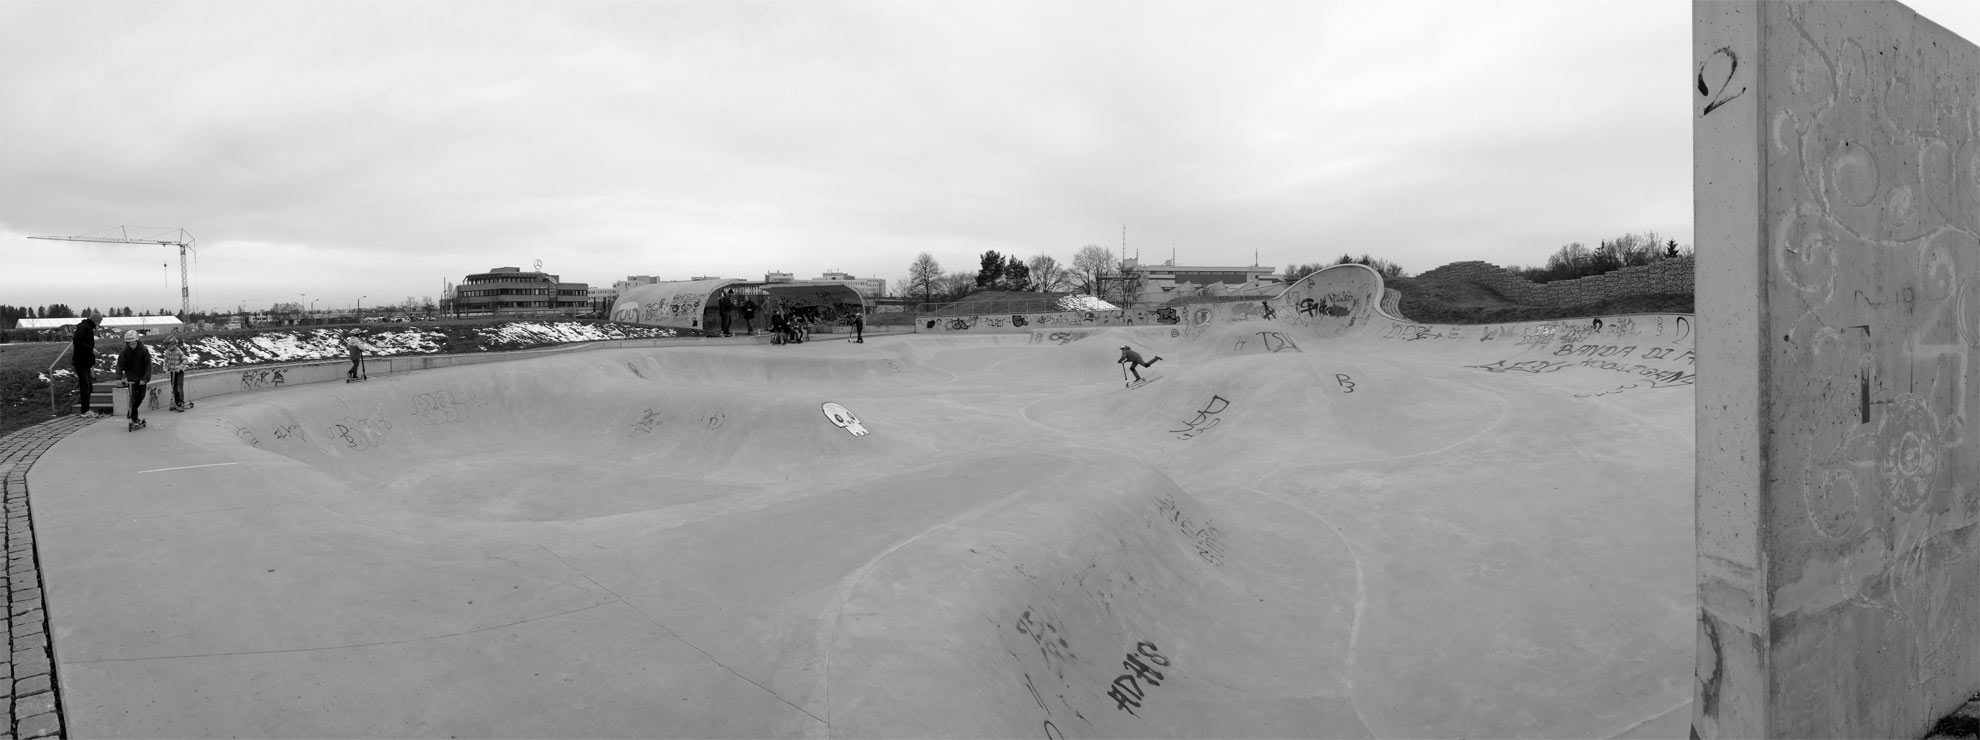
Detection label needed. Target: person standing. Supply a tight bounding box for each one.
[852,310,865,343]
[717,290,735,337]
[345,329,369,380]
[739,296,758,335]
[1117,345,1163,382]
[162,336,192,410]
[116,331,153,427]
[71,312,102,416]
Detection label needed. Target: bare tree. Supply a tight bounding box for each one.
[1027,254,1070,292]
[906,253,943,303]
[1070,245,1114,296]
[1111,259,1147,305]
[1285,262,1329,282]
[933,270,979,302]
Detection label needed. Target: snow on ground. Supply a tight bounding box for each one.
[1054,294,1119,312]
[472,321,679,348]
[157,321,681,369]
[179,328,450,368]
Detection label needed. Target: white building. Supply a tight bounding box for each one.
[814,271,888,299]
[19,315,188,335]
[1122,259,1280,304]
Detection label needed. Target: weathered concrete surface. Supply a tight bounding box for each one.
[24,284,1696,738]
[1694,1,1980,737]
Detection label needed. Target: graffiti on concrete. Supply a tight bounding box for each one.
[214,419,259,447]
[1156,493,1226,566]
[822,402,868,436]
[631,409,664,434]
[1032,331,1087,346]
[411,391,469,425]
[327,416,392,451]
[270,423,307,442]
[1336,374,1357,393]
[239,368,286,390]
[1170,395,1231,440]
[1105,641,1173,716]
[1466,359,1572,375]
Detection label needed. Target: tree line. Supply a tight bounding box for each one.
[895,229,1688,306]
[0,304,174,324]
[1506,231,1691,283]
[902,245,1139,305]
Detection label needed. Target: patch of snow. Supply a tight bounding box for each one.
[1055,295,1119,312]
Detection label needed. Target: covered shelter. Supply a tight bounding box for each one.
[611,279,866,334]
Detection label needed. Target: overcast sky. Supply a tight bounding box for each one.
[4,1,1978,314]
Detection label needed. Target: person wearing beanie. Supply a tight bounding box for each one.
[116,331,154,427]
[1118,344,1163,382]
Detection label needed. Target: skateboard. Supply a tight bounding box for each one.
[127,418,147,432]
[169,401,196,412]
[1125,375,1163,390]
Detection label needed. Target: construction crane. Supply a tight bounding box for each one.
[29,227,197,315]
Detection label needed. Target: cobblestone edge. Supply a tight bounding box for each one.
[0,414,95,740]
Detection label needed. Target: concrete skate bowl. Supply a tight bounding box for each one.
[31,266,1696,739]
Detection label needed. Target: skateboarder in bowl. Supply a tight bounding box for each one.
[1118,345,1163,382]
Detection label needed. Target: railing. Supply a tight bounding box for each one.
[46,345,72,413]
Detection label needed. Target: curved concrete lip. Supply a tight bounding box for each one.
[27,314,1696,739]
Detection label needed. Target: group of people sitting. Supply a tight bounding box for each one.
[768,309,815,344]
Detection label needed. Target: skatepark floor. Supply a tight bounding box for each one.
[25,318,1696,739]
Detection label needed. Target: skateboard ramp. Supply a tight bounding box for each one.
[27,268,1696,738]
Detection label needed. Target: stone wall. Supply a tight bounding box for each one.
[1411,257,1695,307]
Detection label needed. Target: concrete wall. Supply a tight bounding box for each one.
[1694,2,1980,738]
[1410,257,1696,307]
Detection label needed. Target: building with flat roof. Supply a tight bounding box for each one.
[1121,259,1280,304]
[815,271,888,299]
[18,315,187,335]
[450,267,589,317]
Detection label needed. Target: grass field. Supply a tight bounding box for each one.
[0,342,76,438]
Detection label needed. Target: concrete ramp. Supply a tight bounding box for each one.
[27,295,1696,738]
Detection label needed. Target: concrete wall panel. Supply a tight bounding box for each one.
[1695,2,1980,737]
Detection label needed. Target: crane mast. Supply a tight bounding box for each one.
[28,227,197,315]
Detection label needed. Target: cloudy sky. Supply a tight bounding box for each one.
[4,1,1978,315]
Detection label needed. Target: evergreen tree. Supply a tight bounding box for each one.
[975,250,1006,288]
[1002,254,1032,291]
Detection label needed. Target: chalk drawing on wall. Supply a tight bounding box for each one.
[1763,7,1980,700]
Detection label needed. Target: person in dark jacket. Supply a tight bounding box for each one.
[739,297,758,335]
[852,311,865,343]
[71,313,102,416]
[116,331,154,425]
[717,291,735,337]
[1118,345,1163,382]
